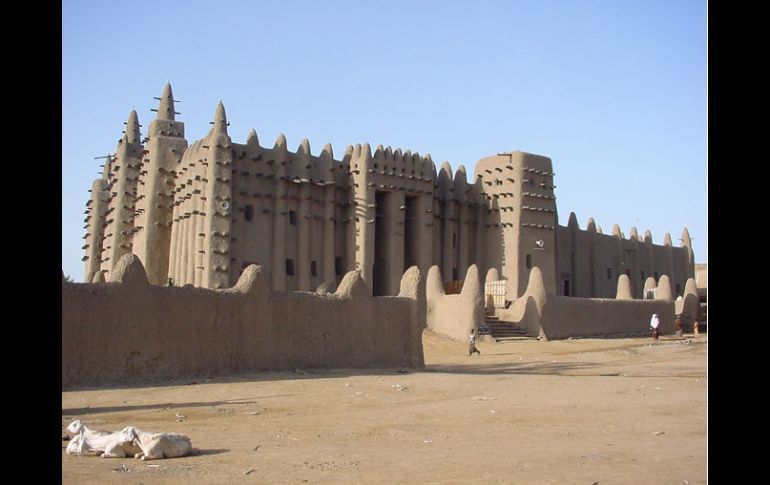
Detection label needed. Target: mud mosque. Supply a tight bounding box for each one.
[65,84,700,386]
[82,83,694,301]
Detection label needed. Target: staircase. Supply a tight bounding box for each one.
[480,314,532,341]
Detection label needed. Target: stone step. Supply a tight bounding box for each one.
[494,335,538,342]
[479,320,530,340]
[487,322,526,330]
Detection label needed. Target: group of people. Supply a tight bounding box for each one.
[650,313,701,340]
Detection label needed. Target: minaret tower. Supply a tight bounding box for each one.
[132,83,188,285]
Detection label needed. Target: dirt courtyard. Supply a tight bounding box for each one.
[62,331,707,484]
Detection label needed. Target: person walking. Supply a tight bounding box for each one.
[674,315,684,337]
[650,313,660,341]
[468,328,481,356]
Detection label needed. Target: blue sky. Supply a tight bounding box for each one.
[62,0,707,281]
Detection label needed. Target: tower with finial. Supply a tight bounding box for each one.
[82,155,114,282]
[98,110,144,280]
[132,83,188,285]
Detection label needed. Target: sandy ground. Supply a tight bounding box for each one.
[62,331,707,484]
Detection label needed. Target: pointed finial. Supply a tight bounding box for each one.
[362,143,373,163]
[274,133,288,152]
[454,165,468,186]
[568,212,579,229]
[629,227,639,241]
[663,233,673,247]
[213,101,228,134]
[373,144,385,161]
[321,143,333,160]
[681,227,694,263]
[298,138,311,159]
[587,217,596,233]
[393,148,403,164]
[612,224,622,237]
[125,110,140,143]
[246,129,259,146]
[343,145,354,157]
[158,83,175,121]
[644,229,653,244]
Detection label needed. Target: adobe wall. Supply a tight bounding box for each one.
[498,266,677,340]
[539,296,675,340]
[555,216,694,299]
[674,278,701,328]
[62,255,425,388]
[425,265,484,342]
[694,263,707,299]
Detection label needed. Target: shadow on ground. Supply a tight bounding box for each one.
[62,396,289,415]
[425,360,601,376]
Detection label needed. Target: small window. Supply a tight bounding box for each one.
[654,271,659,281]
[641,271,645,281]
[311,261,317,277]
[244,205,254,221]
[606,268,613,279]
[286,259,295,275]
[289,210,297,225]
[335,257,344,275]
[452,268,459,280]
[676,284,681,297]
[452,233,457,248]
[526,254,532,269]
